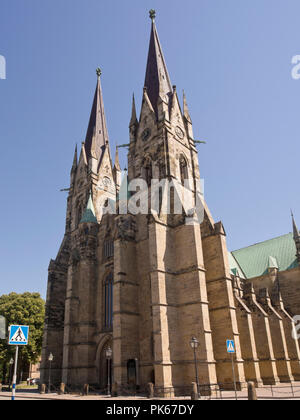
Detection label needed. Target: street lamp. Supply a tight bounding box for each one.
[105,347,112,396]
[190,337,200,399]
[48,353,54,393]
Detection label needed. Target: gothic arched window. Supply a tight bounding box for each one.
[179,156,188,185]
[103,240,114,259]
[104,273,113,330]
[145,163,152,186]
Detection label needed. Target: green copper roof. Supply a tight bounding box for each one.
[80,194,98,224]
[231,233,298,279]
[228,252,246,279]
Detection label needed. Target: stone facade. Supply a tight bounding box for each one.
[40,13,300,395]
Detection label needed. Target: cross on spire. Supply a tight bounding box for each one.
[149,9,156,21]
[96,67,102,78]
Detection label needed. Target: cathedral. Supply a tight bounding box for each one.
[40,11,300,396]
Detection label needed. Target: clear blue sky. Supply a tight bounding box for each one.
[0,0,300,298]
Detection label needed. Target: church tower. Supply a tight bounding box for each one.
[128,10,200,203]
[41,11,300,396]
[41,68,118,388]
[117,10,232,393]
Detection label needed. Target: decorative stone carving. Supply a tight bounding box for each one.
[115,215,136,241]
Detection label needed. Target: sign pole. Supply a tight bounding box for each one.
[231,352,237,401]
[8,325,29,401]
[11,346,19,401]
[226,339,238,401]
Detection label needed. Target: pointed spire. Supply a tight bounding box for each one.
[84,69,109,163]
[291,210,299,239]
[114,147,121,171]
[70,144,78,186]
[144,10,172,116]
[183,90,192,124]
[72,144,78,169]
[129,93,138,127]
[79,141,88,166]
[113,147,122,188]
[80,191,97,224]
[291,210,300,264]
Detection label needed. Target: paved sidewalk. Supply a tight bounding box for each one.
[0,391,150,401]
[1,382,300,400]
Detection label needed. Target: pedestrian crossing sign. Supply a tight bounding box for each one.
[8,325,29,345]
[226,339,235,354]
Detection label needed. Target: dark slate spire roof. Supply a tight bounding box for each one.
[71,144,78,170]
[84,69,109,162]
[129,93,138,127]
[144,11,172,115]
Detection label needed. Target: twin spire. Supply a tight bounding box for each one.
[144,10,172,116]
[84,68,109,163]
[83,11,190,166]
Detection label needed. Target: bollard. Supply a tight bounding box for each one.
[247,382,257,401]
[111,382,118,397]
[59,383,65,395]
[147,382,154,399]
[191,382,199,400]
[40,383,46,394]
[83,384,89,396]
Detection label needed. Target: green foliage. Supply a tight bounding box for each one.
[0,292,45,366]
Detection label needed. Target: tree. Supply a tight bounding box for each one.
[0,292,45,383]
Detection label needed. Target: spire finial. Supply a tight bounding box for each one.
[149,9,156,21]
[96,68,102,78]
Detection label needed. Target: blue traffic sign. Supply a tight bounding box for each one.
[8,325,29,345]
[226,339,235,354]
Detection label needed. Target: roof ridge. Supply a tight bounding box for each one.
[232,232,293,254]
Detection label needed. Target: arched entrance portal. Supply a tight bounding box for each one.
[98,339,113,391]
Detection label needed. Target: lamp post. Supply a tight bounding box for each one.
[48,353,54,393]
[9,358,14,391]
[190,336,200,399]
[106,347,112,396]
